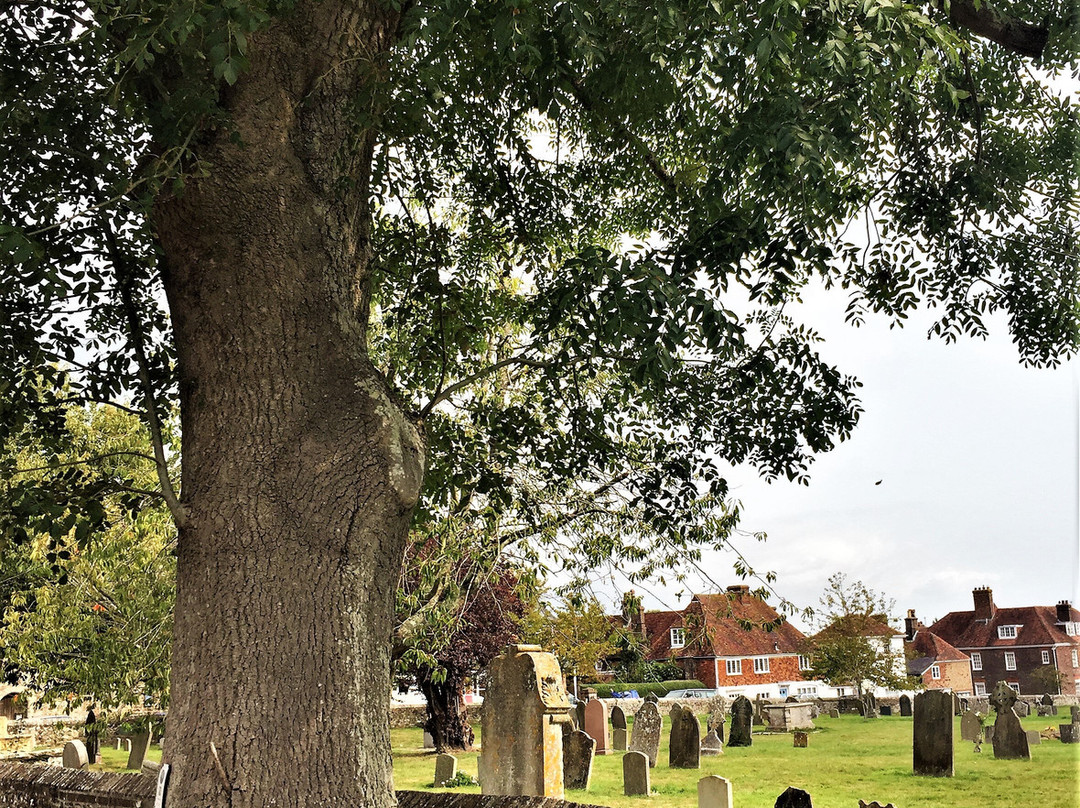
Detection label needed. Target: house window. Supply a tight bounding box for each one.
[1066,622,1078,636]
[798,655,812,671]
[971,652,982,671]
[974,682,986,696]
[670,628,686,648]
[997,625,1019,639]
[1042,650,1051,665]
[1072,649,1078,668]
[1004,651,1016,671]
[1009,682,1021,694]
[753,657,770,674]
[930,665,941,680]
[726,659,742,676]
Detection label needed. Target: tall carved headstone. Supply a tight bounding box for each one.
[913,690,953,777]
[990,681,1030,760]
[899,695,912,717]
[479,644,572,797]
[584,697,610,755]
[728,696,753,747]
[563,730,596,790]
[629,699,662,767]
[707,696,726,743]
[623,750,650,796]
[698,775,733,808]
[669,703,701,769]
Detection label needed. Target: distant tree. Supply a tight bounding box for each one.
[520,594,619,687]
[1030,665,1065,695]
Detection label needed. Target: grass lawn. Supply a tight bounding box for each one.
[393,712,1080,808]
[90,743,162,773]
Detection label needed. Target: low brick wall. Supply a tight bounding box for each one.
[398,791,606,808]
[0,762,155,808]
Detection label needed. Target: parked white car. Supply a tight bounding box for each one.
[660,688,719,700]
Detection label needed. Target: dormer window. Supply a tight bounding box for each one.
[670,627,686,648]
[997,625,1020,639]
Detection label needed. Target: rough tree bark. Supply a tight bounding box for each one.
[153,3,423,806]
[416,670,475,752]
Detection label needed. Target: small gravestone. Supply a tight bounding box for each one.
[899,695,912,717]
[984,724,995,744]
[829,709,840,719]
[127,728,153,770]
[563,730,595,790]
[1026,729,1041,746]
[858,802,896,808]
[434,753,458,787]
[913,690,953,777]
[62,739,89,770]
[669,703,700,769]
[793,731,808,748]
[629,699,662,767]
[574,702,587,730]
[1060,724,1080,743]
[1071,705,1080,723]
[613,727,628,751]
[960,710,981,742]
[879,705,892,717]
[774,786,813,807]
[1014,700,1030,717]
[700,729,723,756]
[612,704,627,730]
[728,695,753,747]
[785,696,798,703]
[698,775,733,808]
[1041,694,1058,716]
[584,698,610,755]
[990,681,1030,760]
[706,697,726,742]
[863,693,878,719]
[623,750,650,796]
[423,731,435,749]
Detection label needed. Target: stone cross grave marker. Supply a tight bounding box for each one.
[913,690,953,777]
[62,739,89,770]
[668,703,700,769]
[434,753,457,787]
[774,786,813,807]
[563,729,595,791]
[899,695,912,717]
[584,698,610,755]
[990,681,1030,760]
[700,729,723,756]
[479,644,572,798]
[706,696,726,743]
[698,775,733,808]
[728,696,753,747]
[629,699,662,767]
[622,750,650,796]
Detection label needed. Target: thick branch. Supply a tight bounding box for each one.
[949,0,1048,57]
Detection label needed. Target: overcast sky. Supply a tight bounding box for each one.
[624,284,1079,635]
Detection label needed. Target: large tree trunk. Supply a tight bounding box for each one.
[417,669,475,752]
[153,4,423,806]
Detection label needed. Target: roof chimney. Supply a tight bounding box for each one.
[905,609,917,642]
[726,585,750,596]
[1057,600,1072,624]
[973,587,995,622]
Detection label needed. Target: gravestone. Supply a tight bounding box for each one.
[613,728,628,751]
[611,704,627,730]
[913,690,953,777]
[774,786,813,807]
[1060,724,1080,743]
[629,699,662,767]
[728,696,753,747]
[584,698,610,755]
[478,644,572,797]
[563,730,595,790]
[434,753,458,787]
[785,696,798,703]
[84,708,99,765]
[1041,694,1058,716]
[623,750,650,796]
[990,681,1030,760]
[862,692,878,719]
[793,731,808,748]
[858,802,896,808]
[1014,700,1030,717]
[126,728,152,771]
[698,775,733,808]
[960,710,981,742]
[423,731,435,749]
[1071,705,1080,723]
[645,692,659,704]
[899,695,912,716]
[879,705,892,716]
[1025,729,1041,745]
[62,739,89,770]
[700,729,723,756]
[574,702,587,730]
[763,702,815,732]
[829,709,840,719]
[706,697,726,743]
[984,724,995,744]
[669,704,701,769]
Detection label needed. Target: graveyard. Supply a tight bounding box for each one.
[392,711,1080,808]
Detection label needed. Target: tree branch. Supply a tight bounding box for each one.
[948,0,1048,58]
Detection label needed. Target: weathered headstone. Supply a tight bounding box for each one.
[62,739,89,770]
[700,729,723,756]
[706,697,726,742]
[1025,729,1041,746]
[960,710,981,742]
[434,753,458,787]
[423,731,435,749]
[829,709,840,719]
[698,775,733,808]
[669,704,700,769]
[574,702,587,730]
[862,692,878,719]
[898,695,912,717]
[984,724,995,744]
[1060,724,1080,743]
[879,705,892,717]
[728,695,753,747]
[613,728,628,751]
[645,692,659,704]
[1071,705,1080,724]
[793,731,808,748]
[623,750,650,796]
[1041,693,1058,716]
[584,698,610,755]
[611,704,627,730]
[913,690,953,777]
[990,681,1030,760]
[563,730,595,790]
[478,644,572,797]
[858,801,896,808]
[1014,700,1030,717]
[629,699,662,767]
[126,728,152,771]
[785,695,798,703]
[774,786,813,807]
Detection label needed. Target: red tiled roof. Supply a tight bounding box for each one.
[908,624,969,662]
[812,614,901,641]
[930,604,1080,650]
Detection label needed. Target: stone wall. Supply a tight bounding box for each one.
[390,705,482,729]
[397,791,607,808]
[0,762,155,808]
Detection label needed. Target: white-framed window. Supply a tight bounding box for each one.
[798,655,812,670]
[795,686,817,696]
[1065,622,1078,636]
[971,652,982,671]
[753,656,770,674]
[1004,651,1016,671]
[1072,649,1079,668]
[1009,682,1021,694]
[975,682,987,696]
[670,627,686,648]
[998,625,1019,639]
[930,665,941,680]
[726,658,742,676]
[1042,650,1051,665]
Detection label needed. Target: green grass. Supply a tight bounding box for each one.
[393,712,1080,808]
[90,743,162,773]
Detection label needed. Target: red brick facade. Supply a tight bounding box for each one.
[920,658,973,693]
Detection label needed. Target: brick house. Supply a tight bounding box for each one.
[903,610,973,694]
[928,587,1080,697]
[625,585,812,699]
